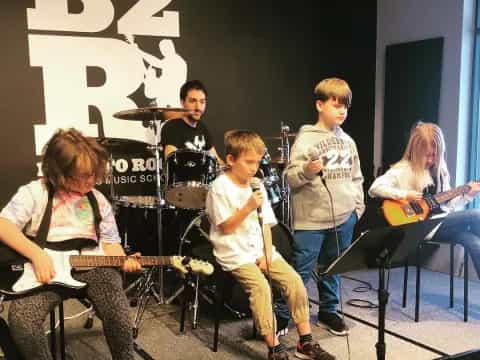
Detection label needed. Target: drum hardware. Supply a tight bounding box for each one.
[112,106,189,336]
[171,212,249,326]
[256,150,283,208]
[264,131,297,140]
[264,123,293,229]
[277,122,293,229]
[164,211,213,327]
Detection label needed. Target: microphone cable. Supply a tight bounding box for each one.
[320,175,352,360]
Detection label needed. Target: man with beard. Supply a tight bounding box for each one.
[161,79,222,163]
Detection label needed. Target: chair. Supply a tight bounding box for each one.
[49,297,95,360]
[402,241,470,322]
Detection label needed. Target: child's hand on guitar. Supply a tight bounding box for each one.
[31,249,56,283]
[122,252,142,273]
[405,190,423,202]
[467,181,480,197]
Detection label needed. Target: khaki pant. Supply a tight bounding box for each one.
[231,257,309,336]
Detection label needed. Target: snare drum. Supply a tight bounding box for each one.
[165,149,217,209]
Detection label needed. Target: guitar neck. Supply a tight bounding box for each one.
[434,184,471,204]
[69,256,172,268]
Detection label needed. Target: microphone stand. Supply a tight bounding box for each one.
[279,122,292,230]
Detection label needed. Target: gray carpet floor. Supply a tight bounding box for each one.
[2,267,480,359]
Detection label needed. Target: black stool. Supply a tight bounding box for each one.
[402,241,469,322]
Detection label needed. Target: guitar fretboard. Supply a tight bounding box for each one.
[434,185,471,204]
[69,256,172,268]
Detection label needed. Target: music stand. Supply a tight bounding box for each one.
[320,218,444,360]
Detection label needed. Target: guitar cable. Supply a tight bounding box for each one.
[44,305,94,335]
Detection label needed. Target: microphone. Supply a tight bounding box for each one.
[250,177,263,219]
[307,147,324,178]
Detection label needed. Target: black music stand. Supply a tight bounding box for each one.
[320,217,444,360]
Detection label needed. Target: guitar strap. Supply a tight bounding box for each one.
[86,191,102,241]
[0,186,102,265]
[33,185,54,248]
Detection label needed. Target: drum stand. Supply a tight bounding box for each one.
[165,212,210,328]
[278,123,293,229]
[127,117,171,338]
[167,212,246,328]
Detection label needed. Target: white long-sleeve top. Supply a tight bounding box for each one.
[368,161,472,212]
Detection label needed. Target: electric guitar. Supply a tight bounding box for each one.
[382,183,472,226]
[0,248,214,296]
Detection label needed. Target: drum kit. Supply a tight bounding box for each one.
[101,106,296,334]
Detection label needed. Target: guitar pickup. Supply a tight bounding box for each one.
[409,201,424,214]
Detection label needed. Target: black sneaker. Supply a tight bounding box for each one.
[295,341,335,360]
[316,312,349,336]
[268,349,290,360]
[276,314,289,337]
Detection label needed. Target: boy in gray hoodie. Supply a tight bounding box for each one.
[276,78,364,336]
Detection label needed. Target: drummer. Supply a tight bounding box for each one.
[161,80,224,165]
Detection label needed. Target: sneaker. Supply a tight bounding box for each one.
[276,315,289,337]
[295,341,335,360]
[268,349,290,360]
[316,312,349,336]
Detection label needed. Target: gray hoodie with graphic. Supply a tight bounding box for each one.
[286,124,365,230]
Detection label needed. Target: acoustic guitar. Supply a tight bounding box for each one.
[0,248,213,296]
[382,183,472,226]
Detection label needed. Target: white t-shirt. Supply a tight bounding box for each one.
[0,180,120,248]
[205,173,279,271]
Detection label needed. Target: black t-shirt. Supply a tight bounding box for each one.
[160,118,213,151]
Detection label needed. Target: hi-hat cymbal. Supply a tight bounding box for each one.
[113,107,190,121]
[264,132,297,140]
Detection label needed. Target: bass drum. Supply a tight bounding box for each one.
[190,216,294,317]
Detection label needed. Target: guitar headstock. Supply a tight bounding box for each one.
[170,256,214,276]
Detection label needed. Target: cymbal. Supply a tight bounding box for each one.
[264,132,297,140]
[113,107,190,121]
[96,137,150,153]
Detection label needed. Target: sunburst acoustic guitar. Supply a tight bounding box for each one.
[382,183,473,226]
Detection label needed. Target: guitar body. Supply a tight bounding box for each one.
[0,249,86,296]
[382,198,431,226]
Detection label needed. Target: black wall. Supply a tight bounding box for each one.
[382,37,443,170]
[0,1,376,205]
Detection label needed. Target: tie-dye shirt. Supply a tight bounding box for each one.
[0,180,120,245]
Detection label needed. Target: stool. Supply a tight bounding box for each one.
[49,298,94,360]
[402,241,469,322]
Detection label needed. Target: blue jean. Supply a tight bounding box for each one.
[276,211,357,320]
